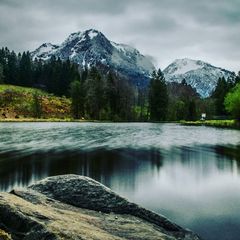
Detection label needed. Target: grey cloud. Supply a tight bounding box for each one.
[0,0,239,72]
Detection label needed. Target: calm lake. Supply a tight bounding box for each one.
[0,122,240,240]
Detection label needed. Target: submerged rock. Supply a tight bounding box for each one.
[0,175,201,240]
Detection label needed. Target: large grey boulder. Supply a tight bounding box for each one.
[0,175,201,240]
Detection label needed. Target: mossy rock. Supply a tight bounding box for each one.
[0,229,12,240]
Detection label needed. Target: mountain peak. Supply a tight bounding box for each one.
[41,42,55,47]
[36,42,59,51]
[32,43,59,60]
[31,29,155,86]
[163,58,234,97]
[167,58,205,75]
[85,29,100,39]
[175,57,200,62]
[65,29,103,43]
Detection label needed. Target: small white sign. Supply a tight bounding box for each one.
[201,113,206,120]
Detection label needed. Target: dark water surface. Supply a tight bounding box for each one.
[0,122,240,240]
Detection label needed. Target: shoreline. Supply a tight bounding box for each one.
[0,118,90,122]
[0,119,169,123]
[180,119,240,130]
[0,118,239,130]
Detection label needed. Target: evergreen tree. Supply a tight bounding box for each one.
[148,69,168,121]
[105,72,118,119]
[32,92,42,118]
[70,80,84,119]
[32,59,43,86]
[187,100,197,121]
[118,79,135,121]
[44,56,57,93]
[0,64,4,84]
[19,51,33,86]
[137,88,147,121]
[58,59,71,96]
[0,48,9,83]
[6,51,18,85]
[85,67,104,119]
[212,77,230,116]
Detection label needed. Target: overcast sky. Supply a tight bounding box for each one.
[0,0,239,72]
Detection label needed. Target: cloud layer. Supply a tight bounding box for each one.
[0,0,239,71]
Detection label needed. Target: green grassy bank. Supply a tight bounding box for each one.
[180,119,240,129]
[0,85,71,119]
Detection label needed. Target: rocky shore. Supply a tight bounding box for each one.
[0,175,201,240]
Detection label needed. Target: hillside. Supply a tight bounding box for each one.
[0,85,71,119]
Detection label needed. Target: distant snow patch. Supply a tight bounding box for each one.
[88,30,98,40]
[70,50,77,58]
[38,43,56,55]
[65,32,82,43]
[79,35,86,43]
[174,60,202,75]
[82,57,86,66]
[111,42,126,53]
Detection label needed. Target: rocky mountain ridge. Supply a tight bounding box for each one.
[32,30,235,97]
[163,58,234,97]
[31,29,155,87]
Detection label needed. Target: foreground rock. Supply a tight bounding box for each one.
[0,175,201,240]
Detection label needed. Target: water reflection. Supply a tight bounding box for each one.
[0,122,240,240]
[0,148,164,192]
[215,145,240,161]
[1,145,240,195]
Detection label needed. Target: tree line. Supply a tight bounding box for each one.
[0,47,79,96]
[70,67,136,121]
[211,74,240,120]
[0,47,137,121]
[0,46,239,121]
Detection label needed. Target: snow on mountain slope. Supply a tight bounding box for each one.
[31,29,155,86]
[163,58,234,97]
[31,43,59,61]
[32,33,234,95]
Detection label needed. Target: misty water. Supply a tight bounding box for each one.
[0,122,240,240]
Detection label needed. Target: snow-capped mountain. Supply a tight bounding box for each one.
[163,58,234,97]
[31,43,59,61]
[31,29,155,86]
